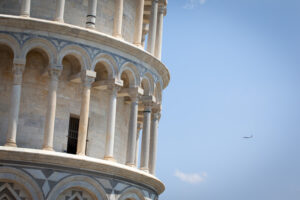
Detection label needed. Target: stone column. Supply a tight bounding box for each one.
[135,122,143,167]
[126,95,139,166]
[86,0,98,29]
[154,5,165,60]
[113,0,124,38]
[146,0,159,54]
[104,86,119,161]
[20,0,31,17]
[76,71,96,156]
[133,0,144,47]
[54,0,65,22]
[5,61,25,147]
[140,104,152,172]
[149,111,160,175]
[42,66,62,151]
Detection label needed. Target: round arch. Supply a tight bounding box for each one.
[21,37,57,65]
[118,187,146,200]
[47,175,108,200]
[119,62,140,87]
[141,72,155,96]
[0,167,44,200]
[0,33,21,58]
[92,53,118,79]
[58,44,91,70]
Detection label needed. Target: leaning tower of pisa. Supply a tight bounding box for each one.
[0,0,169,199]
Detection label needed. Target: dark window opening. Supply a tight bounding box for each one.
[67,116,79,154]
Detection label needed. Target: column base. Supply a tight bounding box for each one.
[140,167,149,173]
[133,43,143,49]
[113,33,123,40]
[4,141,17,147]
[54,18,64,23]
[42,146,54,151]
[126,163,136,168]
[76,152,86,156]
[104,156,116,162]
[86,24,96,29]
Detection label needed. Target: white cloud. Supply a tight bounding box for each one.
[174,170,207,184]
[184,0,207,9]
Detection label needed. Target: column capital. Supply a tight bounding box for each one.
[118,86,143,99]
[152,112,161,121]
[12,63,25,74]
[48,65,63,80]
[143,103,152,112]
[158,5,167,15]
[129,86,143,102]
[130,94,139,103]
[108,84,122,94]
[93,78,123,90]
[152,103,162,113]
[141,96,156,112]
[81,70,96,88]
[12,62,25,85]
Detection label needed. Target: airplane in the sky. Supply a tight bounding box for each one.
[243,134,253,139]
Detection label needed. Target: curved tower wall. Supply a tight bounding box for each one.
[0,0,169,199]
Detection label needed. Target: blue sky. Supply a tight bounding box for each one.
[156,0,300,199]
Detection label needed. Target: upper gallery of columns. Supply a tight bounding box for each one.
[0,0,167,58]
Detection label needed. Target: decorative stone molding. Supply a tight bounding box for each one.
[0,147,163,196]
[0,19,168,89]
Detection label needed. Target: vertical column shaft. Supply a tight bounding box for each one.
[5,62,25,147]
[135,123,143,167]
[133,0,145,46]
[154,6,165,60]
[146,0,159,54]
[20,0,31,17]
[104,86,119,161]
[113,0,124,38]
[76,72,95,155]
[54,0,65,22]
[126,96,139,166]
[43,66,62,151]
[140,105,152,172]
[149,112,160,175]
[86,0,97,29]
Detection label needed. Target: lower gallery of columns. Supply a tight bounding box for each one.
[0,31,167,185]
